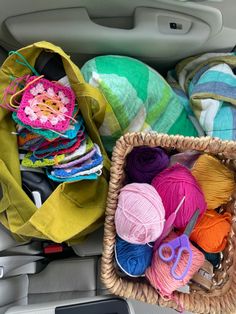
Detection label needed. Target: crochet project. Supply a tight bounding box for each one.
[33,131,84,155]
[16,76,76,132]
[22,152,65,168]
[60,135,94,163]
[18,128,43,149]
[34,134,85,159]
[13,105,82,141]
[47,171,98,182]
[64,164,103,177]
[51,144,103,178]
[53,145,97,169]
[2,55,103,184]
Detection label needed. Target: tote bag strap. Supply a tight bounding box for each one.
[73,82,108,128]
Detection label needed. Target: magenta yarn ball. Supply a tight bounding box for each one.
[115,183,165,244]
[151,164,206,229]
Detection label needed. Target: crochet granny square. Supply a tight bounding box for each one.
[17,76,76,132]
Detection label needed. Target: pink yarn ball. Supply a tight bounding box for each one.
[146,231,205,298]
[115,183,165,244]
[151,164,206,229]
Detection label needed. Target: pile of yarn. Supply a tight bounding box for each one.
[114,182,166,277]
[146,231,205,298]
[1,55,103,183]
[114,147,235,299]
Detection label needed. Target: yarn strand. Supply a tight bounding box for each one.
[8,51,40,76]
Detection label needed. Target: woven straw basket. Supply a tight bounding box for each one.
[101,132,236,314]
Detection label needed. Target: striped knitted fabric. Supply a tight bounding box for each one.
[170,52,236,140]
[81,55,198,153]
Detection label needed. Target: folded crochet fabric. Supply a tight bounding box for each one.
[13,106,82,140]
[67,164,103,177]
[34,134,85,158]
[170,52,236,140]
[51,144,103,178]
[53,145,97,169]
[22,152,65,168]
[81,55,198,153]
[60,135,94,163]
[32,126,85,155]
[46,172,98,182]
[47,164,102,182]
[18,128,43,150]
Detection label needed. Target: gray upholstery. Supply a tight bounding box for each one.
[5,296,135,314]
[72,227,104,257]
[0,275,28,307]
[29,258,96,294]
[0,298,27,314]
[7,261,45,277]
[5,242,42,255]
[0,225,19,252]
[28,291,95,304]
[0,256,44,278]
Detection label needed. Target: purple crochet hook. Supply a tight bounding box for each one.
[158,209,200,281]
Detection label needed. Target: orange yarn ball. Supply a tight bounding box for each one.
[190,210,231,253]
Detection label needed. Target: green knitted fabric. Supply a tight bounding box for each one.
[81,55,198,153]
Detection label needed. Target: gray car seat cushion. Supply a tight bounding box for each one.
[0,275,28,307]
[72,227,103,257]
[29,258,96,294]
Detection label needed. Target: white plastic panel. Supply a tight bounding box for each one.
[201,0,235,29]
[5,7,211,58]
[0,0,235,65]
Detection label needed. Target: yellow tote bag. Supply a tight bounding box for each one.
[0,41,110,244]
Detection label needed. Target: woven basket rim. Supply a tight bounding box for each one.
[101,132,236,314]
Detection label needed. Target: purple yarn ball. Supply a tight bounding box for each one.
[125,146,169,184]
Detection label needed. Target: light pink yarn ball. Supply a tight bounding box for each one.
[115,183,165,244]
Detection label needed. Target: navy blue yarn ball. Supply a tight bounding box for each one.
[115,236,153,277]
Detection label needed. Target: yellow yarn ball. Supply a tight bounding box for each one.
[192,154,235,209]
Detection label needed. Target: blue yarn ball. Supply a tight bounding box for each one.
[193,242,221,267]
[204,252,221,267]
[115,236,153,277]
